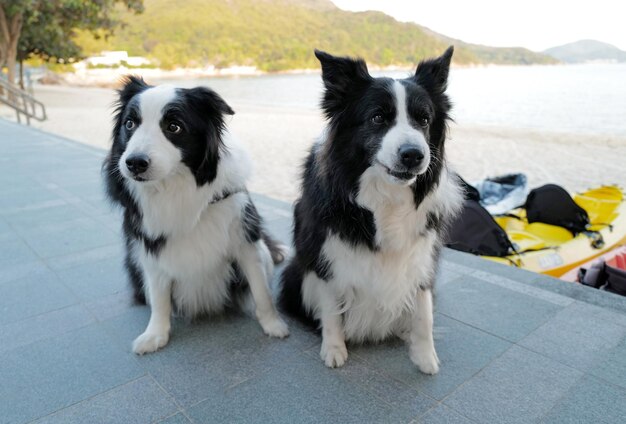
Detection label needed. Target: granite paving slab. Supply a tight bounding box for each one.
[1,119,625,423]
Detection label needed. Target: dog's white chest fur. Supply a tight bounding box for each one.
[132,175,245,316]
[128,136,254,317]
[321,168,462,342]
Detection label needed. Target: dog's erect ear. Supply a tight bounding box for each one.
[315,49,371,117]
[414,46,454,95]
[315,49,371,94]
[315,49,371,92]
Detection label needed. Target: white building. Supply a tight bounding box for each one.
[84,51,151,67]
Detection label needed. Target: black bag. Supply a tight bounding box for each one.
[579,261,626,296]
[525,184,589,235]
[606,265,626,295]
[446,199,514,257]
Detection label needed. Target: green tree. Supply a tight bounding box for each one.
[0,0,143,87]
[0,1,27,86]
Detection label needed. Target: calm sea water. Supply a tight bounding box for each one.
[165,64,626,137]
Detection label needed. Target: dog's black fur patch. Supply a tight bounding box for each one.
[242,199,262,243]
[161,87,234,186]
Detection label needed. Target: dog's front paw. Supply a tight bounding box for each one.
[320,341,348,368]
[410,345,440,375]
[132,331,169,355]
[259,315,290,338]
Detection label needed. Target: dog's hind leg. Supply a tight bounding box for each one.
[408,288,440,375]
[132,268,173,355]
[238,241,289,338]
[302,273,348,368]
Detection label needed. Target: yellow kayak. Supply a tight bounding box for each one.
[484,186,626,277]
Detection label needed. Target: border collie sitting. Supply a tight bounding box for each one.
[104,77,289,354]
[278,48,463,374]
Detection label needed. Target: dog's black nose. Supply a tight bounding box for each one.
[398,144,424,169]
[125,154,150,174]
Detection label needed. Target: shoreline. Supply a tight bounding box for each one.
[43,62,599,88]
[3,83,624,203]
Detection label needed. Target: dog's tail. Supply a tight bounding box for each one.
[278,259,319,329]
[261,230,290,265]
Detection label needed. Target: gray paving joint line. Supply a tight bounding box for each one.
[538,373,589,424]
[22,374,150,424]
[436,324,626,423]
[333,343,478,422]
[434,336,517,405]
[436,342,578,424]
[441,259,575,307]
[411,401,475,424]
[438,293,626,396]
[147,373,188,419]
[3,218,49,270]
[158,411,191,424]
[0,119,107,158]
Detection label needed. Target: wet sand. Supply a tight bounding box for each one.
[4,84,625,202]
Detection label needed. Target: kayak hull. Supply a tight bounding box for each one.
[484,186,626,278]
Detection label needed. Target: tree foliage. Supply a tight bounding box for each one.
[0,1,27,85]
[0,0,143,85]
[19,0,144,63]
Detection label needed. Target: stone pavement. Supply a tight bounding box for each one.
[1,119,625,424]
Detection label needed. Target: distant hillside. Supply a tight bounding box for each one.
[418,25,556,66]
[75,0,556,71]
[544,40,626,63]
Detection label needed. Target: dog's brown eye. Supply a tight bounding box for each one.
[418,117,430,128]
[372,114,385,125]
[167,122,182,134]
[125,119,135,130]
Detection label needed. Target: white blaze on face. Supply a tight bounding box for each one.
[120,85,183,182]
[375,81,430,183]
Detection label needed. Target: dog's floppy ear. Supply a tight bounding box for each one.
[184,86,235,140]
[184,86,234,186]
[107,76,150,200]
[414,46,454,95]
[186,86,235,118]
[315,49,371,117]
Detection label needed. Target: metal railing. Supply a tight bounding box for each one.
[0,77,47,125]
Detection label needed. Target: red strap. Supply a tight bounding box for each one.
[615,253,625,270]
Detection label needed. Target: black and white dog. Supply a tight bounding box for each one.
[104,77,289,354]
[278,48,463,374]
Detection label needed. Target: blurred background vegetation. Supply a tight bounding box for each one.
[0,0,143,86]
[2,0,555,84]
[73,0,555,70]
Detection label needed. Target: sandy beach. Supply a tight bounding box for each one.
[3,83,625,203]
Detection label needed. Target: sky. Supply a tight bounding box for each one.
[331,0,626,52]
